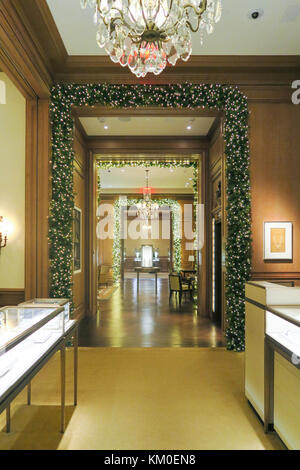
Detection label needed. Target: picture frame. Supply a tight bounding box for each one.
[264,221,293,261]
[74,206,82,273]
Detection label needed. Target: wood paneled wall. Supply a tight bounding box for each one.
[208,123,226,327]
[249,102,300,286]
[0,289,25,308]
[73,125,88,318]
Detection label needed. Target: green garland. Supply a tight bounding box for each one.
[50,83,251,351]
[112,197,182,282]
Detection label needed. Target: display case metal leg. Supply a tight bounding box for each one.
[6,406,10,433]
[60,344,66,433]
[27,382,31,405]
[264,338,274,433]
[74,327,78,406]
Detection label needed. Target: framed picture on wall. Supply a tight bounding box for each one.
[74,206,82,273]
[264,222,293,261]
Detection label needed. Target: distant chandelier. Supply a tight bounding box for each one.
[80,0,222,77]
[136,170,159,220]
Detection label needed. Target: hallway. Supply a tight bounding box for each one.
[79,278,225,348]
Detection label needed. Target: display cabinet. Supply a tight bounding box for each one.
[19,298,78,411]
[0,303,78,434]
[244,281,293,420]
[19,298,70,323]
[264,306,300,449]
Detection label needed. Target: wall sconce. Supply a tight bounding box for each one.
[0,216,8,250]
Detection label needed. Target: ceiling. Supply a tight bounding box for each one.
[99,166,194,193]
[47,0,300,56]
[80,116,215,136]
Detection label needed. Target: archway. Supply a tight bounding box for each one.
[49,83,251,351]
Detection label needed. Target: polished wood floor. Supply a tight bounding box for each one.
[79,278,225,347]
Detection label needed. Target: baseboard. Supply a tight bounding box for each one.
[0,288,25,307]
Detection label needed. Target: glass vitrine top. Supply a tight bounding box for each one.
[266,306,300,358]
[20,298,69,306]
[0,306,64,353]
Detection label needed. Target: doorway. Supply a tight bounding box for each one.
[79,153,225,348]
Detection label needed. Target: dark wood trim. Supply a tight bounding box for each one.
[25,99,50,300]
[55,55,300,87]
[3,2,299,96]
[0,0,53,98]
[75,117,88,144]
[88,136,209,153]
[36,99,50,297]
[25,100,38,300]
[12,0,67,69]
[0,289,25,307]
[251,272,300,281]
[87,152,98,316]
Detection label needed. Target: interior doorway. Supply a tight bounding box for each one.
[79,149,226,348]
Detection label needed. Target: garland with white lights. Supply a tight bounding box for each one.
[96,159,197,282]
[112,197,182,282]
[50,83,251,351]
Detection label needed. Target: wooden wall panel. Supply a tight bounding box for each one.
[249,102,300,286]
[73,126,88,318]
[208,123,226,327]
[0,289,25,307]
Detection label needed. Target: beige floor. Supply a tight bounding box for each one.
[0,348,284,450]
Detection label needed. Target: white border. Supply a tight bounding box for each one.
[264,221,293,261]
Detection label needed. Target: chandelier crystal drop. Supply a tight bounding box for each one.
[136,170,159,220]
[80,0,222,77]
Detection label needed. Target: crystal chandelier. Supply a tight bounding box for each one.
[80,0,222,77]
[136,170,159,220]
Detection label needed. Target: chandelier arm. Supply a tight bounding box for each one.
[140,0,150,30]
[127,0,138,24]
[152,0,162,24]
[158,0,175,31]
[185,18,201,33]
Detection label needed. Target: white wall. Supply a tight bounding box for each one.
[0,72,25,288]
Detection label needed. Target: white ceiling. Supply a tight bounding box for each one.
[99,166,194,191]
[47,0,300,55]
[80,116,214,136]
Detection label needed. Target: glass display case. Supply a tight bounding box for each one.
[266,307,300,358]
[0,305,64,402]
[19,298,70,322]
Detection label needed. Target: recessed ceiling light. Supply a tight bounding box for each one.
[104,125,108,130]
[187,125,192,130]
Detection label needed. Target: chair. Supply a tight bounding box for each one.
[169,273,193,305]
[98,265,114,288]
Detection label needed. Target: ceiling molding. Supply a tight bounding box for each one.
[88,136,209,153]
[0,0,53,98]
[55,55,300,87]
[3,1,299,99]
[13,0,67,70]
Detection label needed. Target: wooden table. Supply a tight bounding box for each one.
[135,267,160,292]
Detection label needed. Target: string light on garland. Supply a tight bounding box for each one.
[50,83,251,351]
